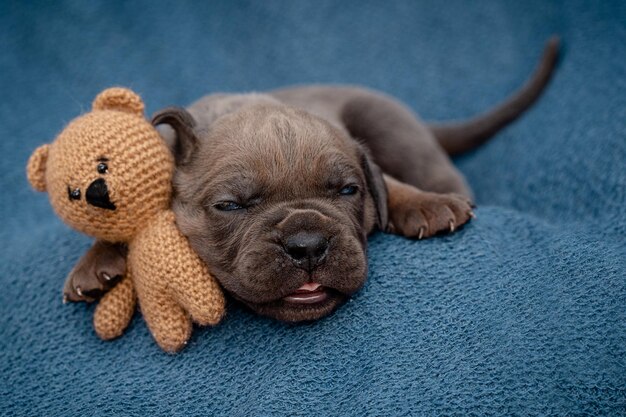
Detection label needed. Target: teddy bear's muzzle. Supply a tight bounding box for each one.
[85,178,116,211]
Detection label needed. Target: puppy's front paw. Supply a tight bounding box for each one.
[63,242,127,303]
[388,190,474,239]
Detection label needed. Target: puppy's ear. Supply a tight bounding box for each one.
[360,149,388,230]
[151,107,198,166]
[92,87,145,116]
[27,144,50,192]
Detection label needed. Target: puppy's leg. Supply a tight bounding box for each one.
[385,175,474,239]
[63,241,127,303]
[341,90,472,199]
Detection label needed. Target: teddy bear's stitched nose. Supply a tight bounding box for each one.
[85,178,116,211]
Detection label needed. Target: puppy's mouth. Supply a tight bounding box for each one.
[230,281,347,322]
[282,282,329,305]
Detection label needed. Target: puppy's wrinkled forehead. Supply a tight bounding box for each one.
[197,104,359,197]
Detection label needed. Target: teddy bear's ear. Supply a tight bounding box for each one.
[92,87,145,116]
[26,144,50,192]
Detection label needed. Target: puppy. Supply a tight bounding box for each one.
[64,38,559,322]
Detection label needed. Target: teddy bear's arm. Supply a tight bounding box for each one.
[93,275,136,340]
[133,282,192,353]
[130,264,192,353]
[166,237,226,327]
[128,211,225,352]
[144,213,225,326]
[137,211,226,327]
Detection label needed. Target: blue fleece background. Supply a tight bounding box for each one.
[1,1,625,415]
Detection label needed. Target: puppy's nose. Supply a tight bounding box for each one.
[85,178,116,210]
[283,231,329,271]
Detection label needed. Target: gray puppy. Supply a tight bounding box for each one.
[64,38,559,322]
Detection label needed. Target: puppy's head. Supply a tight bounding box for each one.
[154,103,387,321]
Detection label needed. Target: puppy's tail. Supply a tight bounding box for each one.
[429,36,561,156]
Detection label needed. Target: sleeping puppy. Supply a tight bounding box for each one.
[64,38,559,322]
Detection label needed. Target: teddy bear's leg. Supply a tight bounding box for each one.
[136,288,192,353]
[168,259,226,326]
[93,275,136,340]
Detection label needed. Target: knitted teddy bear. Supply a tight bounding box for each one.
[26,87,226,352]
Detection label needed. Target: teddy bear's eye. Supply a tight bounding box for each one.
[68,187,81,201]
[97,162,108,174]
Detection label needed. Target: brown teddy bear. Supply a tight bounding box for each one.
[26,87,226,352]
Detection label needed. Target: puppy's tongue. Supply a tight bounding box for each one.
[284,282,328,304]
[295,282,322,293]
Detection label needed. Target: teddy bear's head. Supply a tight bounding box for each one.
[27,88,174,242]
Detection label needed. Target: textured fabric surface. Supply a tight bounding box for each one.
[1,1,625,415]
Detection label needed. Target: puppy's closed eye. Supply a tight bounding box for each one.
[213,201,245,211]
[338,184,359,196]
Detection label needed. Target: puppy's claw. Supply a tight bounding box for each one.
[75,286,83,297]
[62,294,68,304]
[101,272,112,281]
[469,211,476,219]
[417,226,425,240]
[449,220,455,233]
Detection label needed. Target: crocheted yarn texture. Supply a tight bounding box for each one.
[26,88,225,352]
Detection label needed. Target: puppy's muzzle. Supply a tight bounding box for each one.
[282,231,329,272]
[85,178,116,210]
[276,208,334,273]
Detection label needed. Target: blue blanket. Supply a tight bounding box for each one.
[1,1,624,415]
